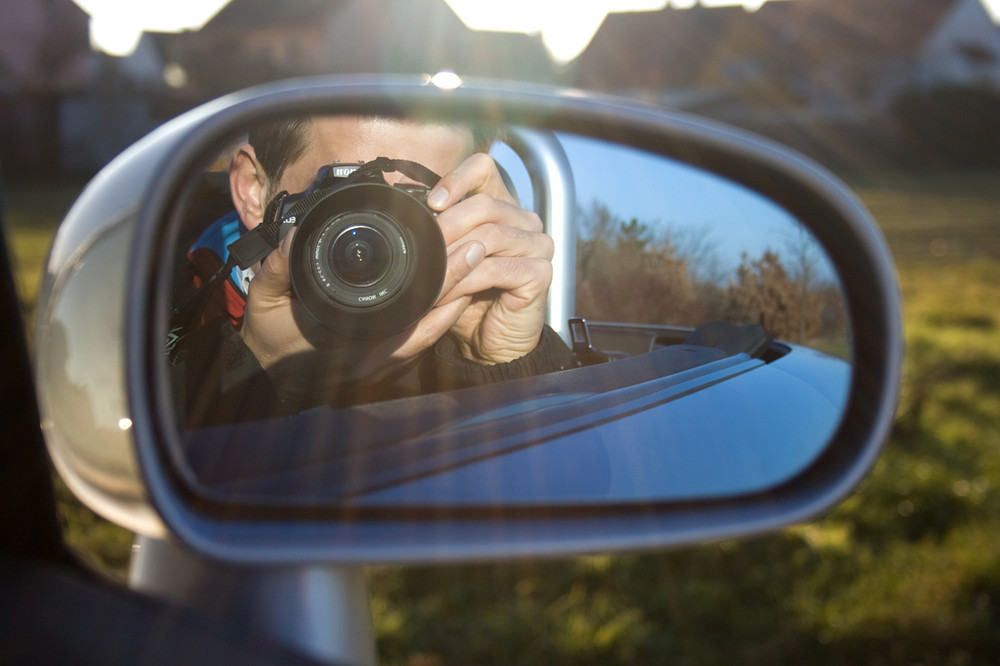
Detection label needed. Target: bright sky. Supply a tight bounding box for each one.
[984,0,1000,22]
[492,135,830,283]
[76,0,1000,60]
[446,0,794,63]
[71,0,232,56]
[75,0,794,59]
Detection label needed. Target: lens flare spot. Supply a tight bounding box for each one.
[431,71,463,90]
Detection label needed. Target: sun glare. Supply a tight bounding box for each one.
[982,0,1000,23]
[444,0,668,64]
[72,0,233,56]
[74,0,995,64]
[444,0,796,64]
[430,70,464,89]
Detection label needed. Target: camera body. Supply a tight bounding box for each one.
[272,159,446,340]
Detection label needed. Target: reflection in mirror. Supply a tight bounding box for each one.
[168,115,575,426]
[163,113,851,510]
[494,135,849,360]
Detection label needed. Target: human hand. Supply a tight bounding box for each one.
[239,152,553,402]
[426,153,553,365]
[239,224,491,403]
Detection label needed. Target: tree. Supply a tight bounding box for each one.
[576,202,698,325]
[785,226,820,344]
[724,247,849,347]
[725,250,798,340]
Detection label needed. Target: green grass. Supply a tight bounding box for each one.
[3,180,85,325]
[846,168,1000,267]
[7,169,1000,664]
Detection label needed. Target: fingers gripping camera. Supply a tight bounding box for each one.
[230,158,447,340]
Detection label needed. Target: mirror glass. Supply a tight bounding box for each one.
[162,113,851,511]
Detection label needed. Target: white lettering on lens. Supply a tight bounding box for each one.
[359,289,389,303]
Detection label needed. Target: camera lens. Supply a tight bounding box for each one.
[289,182,446,339]
[330,225,391,286]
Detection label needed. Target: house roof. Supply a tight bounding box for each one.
[157,0,974,110]
[0,0,92,93]
[776,0,958,58]
[202,0,333,31]
[155,0,559,102]
[573,0,959,95]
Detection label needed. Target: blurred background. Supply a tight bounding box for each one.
[3,0,1000,663]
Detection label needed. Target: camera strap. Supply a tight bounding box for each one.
[228,191,290,270]
[167,191,290,345]
[350,157,441,190]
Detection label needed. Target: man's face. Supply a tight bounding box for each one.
[270,116,475,199]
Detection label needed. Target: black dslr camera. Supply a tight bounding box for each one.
[228,158,446,340]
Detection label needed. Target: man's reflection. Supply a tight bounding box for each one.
[171,116,573,426]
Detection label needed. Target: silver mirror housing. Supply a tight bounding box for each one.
[35,76,901,563]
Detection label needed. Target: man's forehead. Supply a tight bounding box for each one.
[307,115,473,149]
[279,116,473,187]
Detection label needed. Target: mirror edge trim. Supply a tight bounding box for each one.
[117,76,901,563]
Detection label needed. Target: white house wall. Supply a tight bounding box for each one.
[918,0,1000,88]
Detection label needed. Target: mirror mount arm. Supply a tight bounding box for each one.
[506,128,576,345]
[130,536,377,666]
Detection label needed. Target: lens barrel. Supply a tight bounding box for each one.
[288,182,446,339]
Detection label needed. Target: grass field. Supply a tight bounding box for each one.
[3,180,87,330]
[848,169,1000,267]
[5,168,1000,663]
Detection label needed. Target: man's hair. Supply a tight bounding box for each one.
[247,116,504,185]
[471,125,506,154]
[247,117,313,187]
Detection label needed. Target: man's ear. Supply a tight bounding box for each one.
[230,143,268,230]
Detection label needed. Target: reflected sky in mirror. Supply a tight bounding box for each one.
[496,133,836,284]
[495,133,847,356]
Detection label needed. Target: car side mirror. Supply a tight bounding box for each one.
[34,76,901,564]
